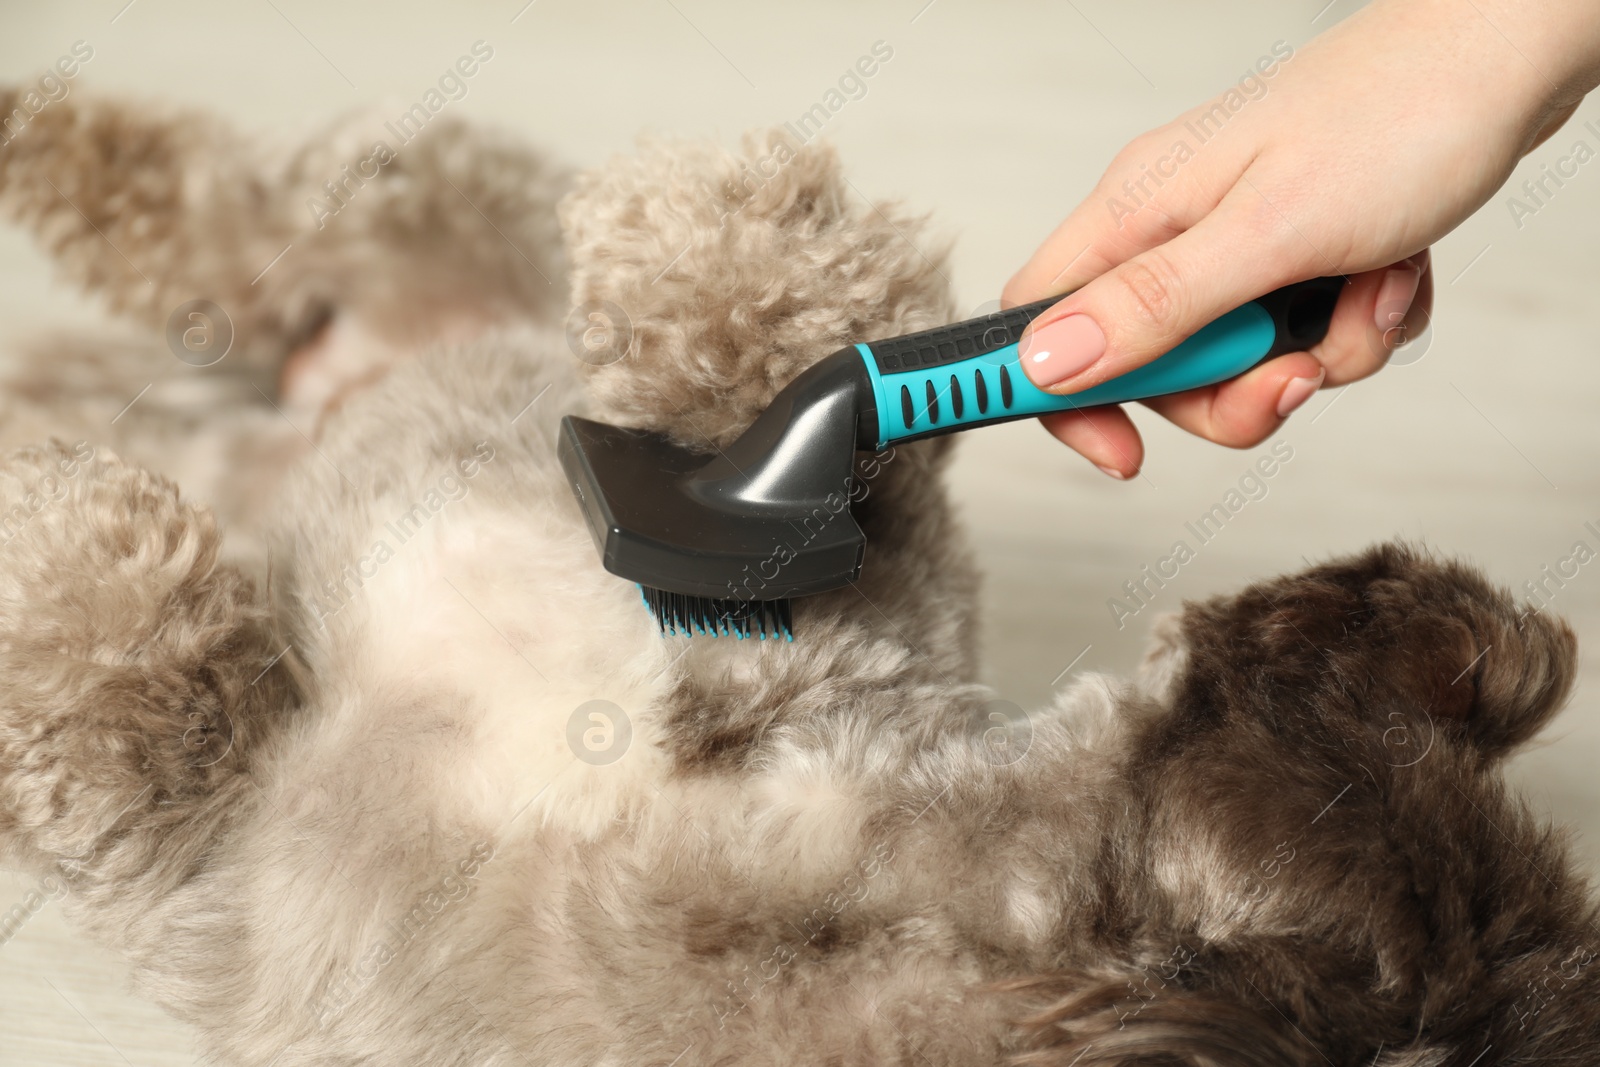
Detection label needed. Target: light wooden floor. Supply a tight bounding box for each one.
[2,1,1598,1061]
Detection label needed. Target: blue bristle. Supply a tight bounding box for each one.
[636,585,794,641]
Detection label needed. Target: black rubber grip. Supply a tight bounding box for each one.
[864,297,1058,375]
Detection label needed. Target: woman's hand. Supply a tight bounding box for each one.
[1004,0,1600,478]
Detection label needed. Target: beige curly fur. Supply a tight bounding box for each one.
[562,129,953,448]
[0,90,1597,1066]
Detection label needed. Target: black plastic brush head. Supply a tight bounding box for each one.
[558,350,878,639]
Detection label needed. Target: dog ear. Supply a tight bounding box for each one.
[1173,542,1577,761]
[1006,970,1323,1067]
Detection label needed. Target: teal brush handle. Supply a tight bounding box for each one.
[856,277,1343,449]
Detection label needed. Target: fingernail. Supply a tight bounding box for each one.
[1019,314,1107,388]
[1373,263,1423,335]
[1276,368,1325,418]
[1095,463,1129,480]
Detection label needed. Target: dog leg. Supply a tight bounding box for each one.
[0,87,569,418]
[0,442,293,957]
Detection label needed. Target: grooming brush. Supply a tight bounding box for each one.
[559,276,1343,640]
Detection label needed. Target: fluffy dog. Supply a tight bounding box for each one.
[0,89,1595,1065]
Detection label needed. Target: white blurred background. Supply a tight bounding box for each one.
[1,1,1597,1061]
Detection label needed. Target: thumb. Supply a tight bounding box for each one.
[1017,197,1319,393]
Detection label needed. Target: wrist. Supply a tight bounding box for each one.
[1449,0,1600,101]
[1356,0,1600,154]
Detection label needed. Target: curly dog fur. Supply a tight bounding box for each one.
[0,89,1596,1065]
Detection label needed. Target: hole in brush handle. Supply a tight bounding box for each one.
[1256,276,1345,357]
